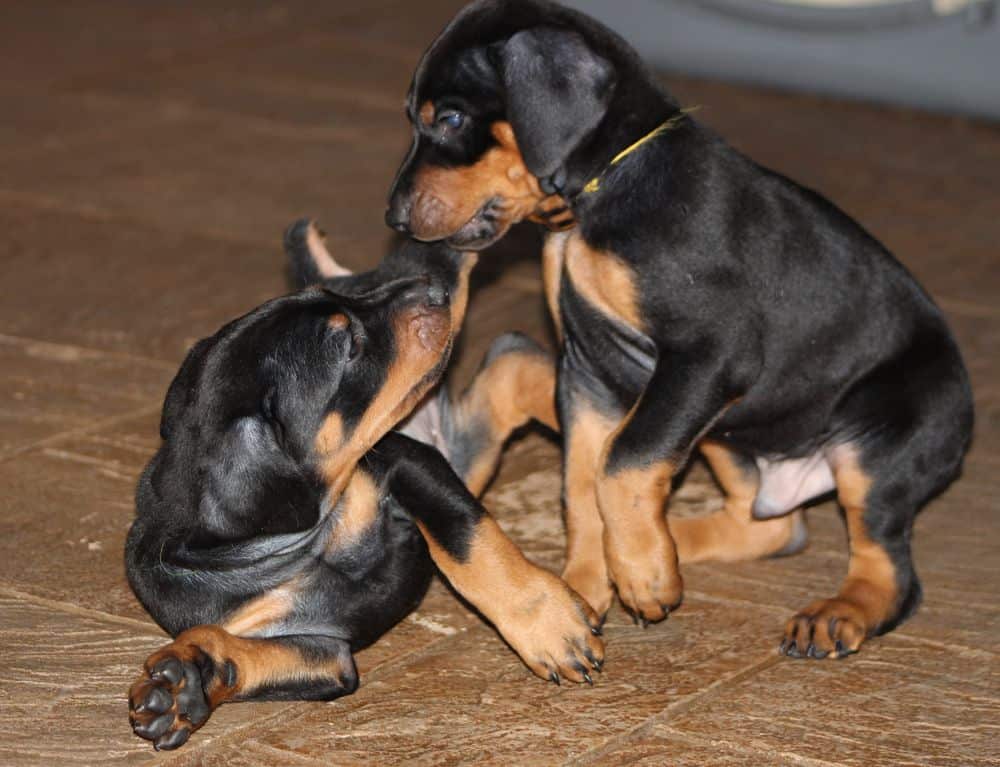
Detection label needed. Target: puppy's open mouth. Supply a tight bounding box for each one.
[445,197,509,250]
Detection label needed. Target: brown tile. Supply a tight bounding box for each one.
[573,724,810,767]
[182,599,783,766]
[74,34,416,135]
[664,639,1000,767]
[0,0,414,93]
[0,203,351,362]
[0,411,163,620]
[0,93,156,164]
[0,103,404,249]
[0,593,293,767]
[680,488,1000,653]
[0,335,168,458]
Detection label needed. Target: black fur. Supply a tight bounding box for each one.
[386,0,974,642]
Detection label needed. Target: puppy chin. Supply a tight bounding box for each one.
[445,216,509,251]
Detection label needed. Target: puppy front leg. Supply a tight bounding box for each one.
[129,629,356,750]
[596,352,737,624]
[369,433,603,684]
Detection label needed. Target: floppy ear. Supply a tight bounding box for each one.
[496,27,616,180]
[160,338,211,440]
[283,219,352,288]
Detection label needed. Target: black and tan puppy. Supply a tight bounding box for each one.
[386,0,974,658]
[126,221,602,750]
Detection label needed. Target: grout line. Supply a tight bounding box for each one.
[155,628,472,766]
[244,742,334,766]
[683,588,998,658]
[568,654,784,766]
[0,331,178,371]
[0,584,161,632]
[653,726,847,767]
[0,402,163,465]
[886,631,998,659]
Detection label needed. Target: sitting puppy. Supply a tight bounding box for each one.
[385,0,974,658]
[126,221,603,750]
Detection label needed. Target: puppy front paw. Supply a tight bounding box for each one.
[128,653,214,750]
[496,569,605,684]
[604,525,683,625]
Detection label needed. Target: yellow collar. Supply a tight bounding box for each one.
[581,107,698,195]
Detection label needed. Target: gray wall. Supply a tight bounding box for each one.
[565,0,1000,119]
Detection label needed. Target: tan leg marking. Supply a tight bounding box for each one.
[673,441,805,564]
[128,625,353,748]
[561,407,617,616]
[457,348,558,497]
[143,626,345,706]
[598,459,682,623]
[782,449,897,658]
[221,579,300,637]
[416,515,604,684]
[306,223,351,279]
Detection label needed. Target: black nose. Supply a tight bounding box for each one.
[385,204,411,234]
[426,283,448,307]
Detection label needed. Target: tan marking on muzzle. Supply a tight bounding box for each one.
[409,122,547,242]
[314,254,478,500]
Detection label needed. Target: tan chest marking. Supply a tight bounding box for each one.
[563,234,643,332]
[542,231,569,341]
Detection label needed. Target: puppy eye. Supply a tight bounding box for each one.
[437,110,465,130]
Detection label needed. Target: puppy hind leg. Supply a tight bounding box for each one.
[672,441,807,564]
[445,333,557,496]
[780,446,918,659]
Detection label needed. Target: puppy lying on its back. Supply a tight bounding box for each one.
[126,221,602,751]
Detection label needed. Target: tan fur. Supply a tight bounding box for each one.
[136,625,350,711]
[782,447,898,656]
[417,514,603,683]
[564,233,644,331]
[314,255,476,499]
[561,407,617,615]
[409,122,548,242]
[598,461,682,621]
[673,441,804,563]
[326,469,380,549]
[542,231,568,342]
[222,579,300,636]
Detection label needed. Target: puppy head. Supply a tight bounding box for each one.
[160,227,474,526]
[385,0,619,250]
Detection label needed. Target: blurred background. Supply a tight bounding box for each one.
[568,0,999,118]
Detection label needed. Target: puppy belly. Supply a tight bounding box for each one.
[752,452,835,518]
